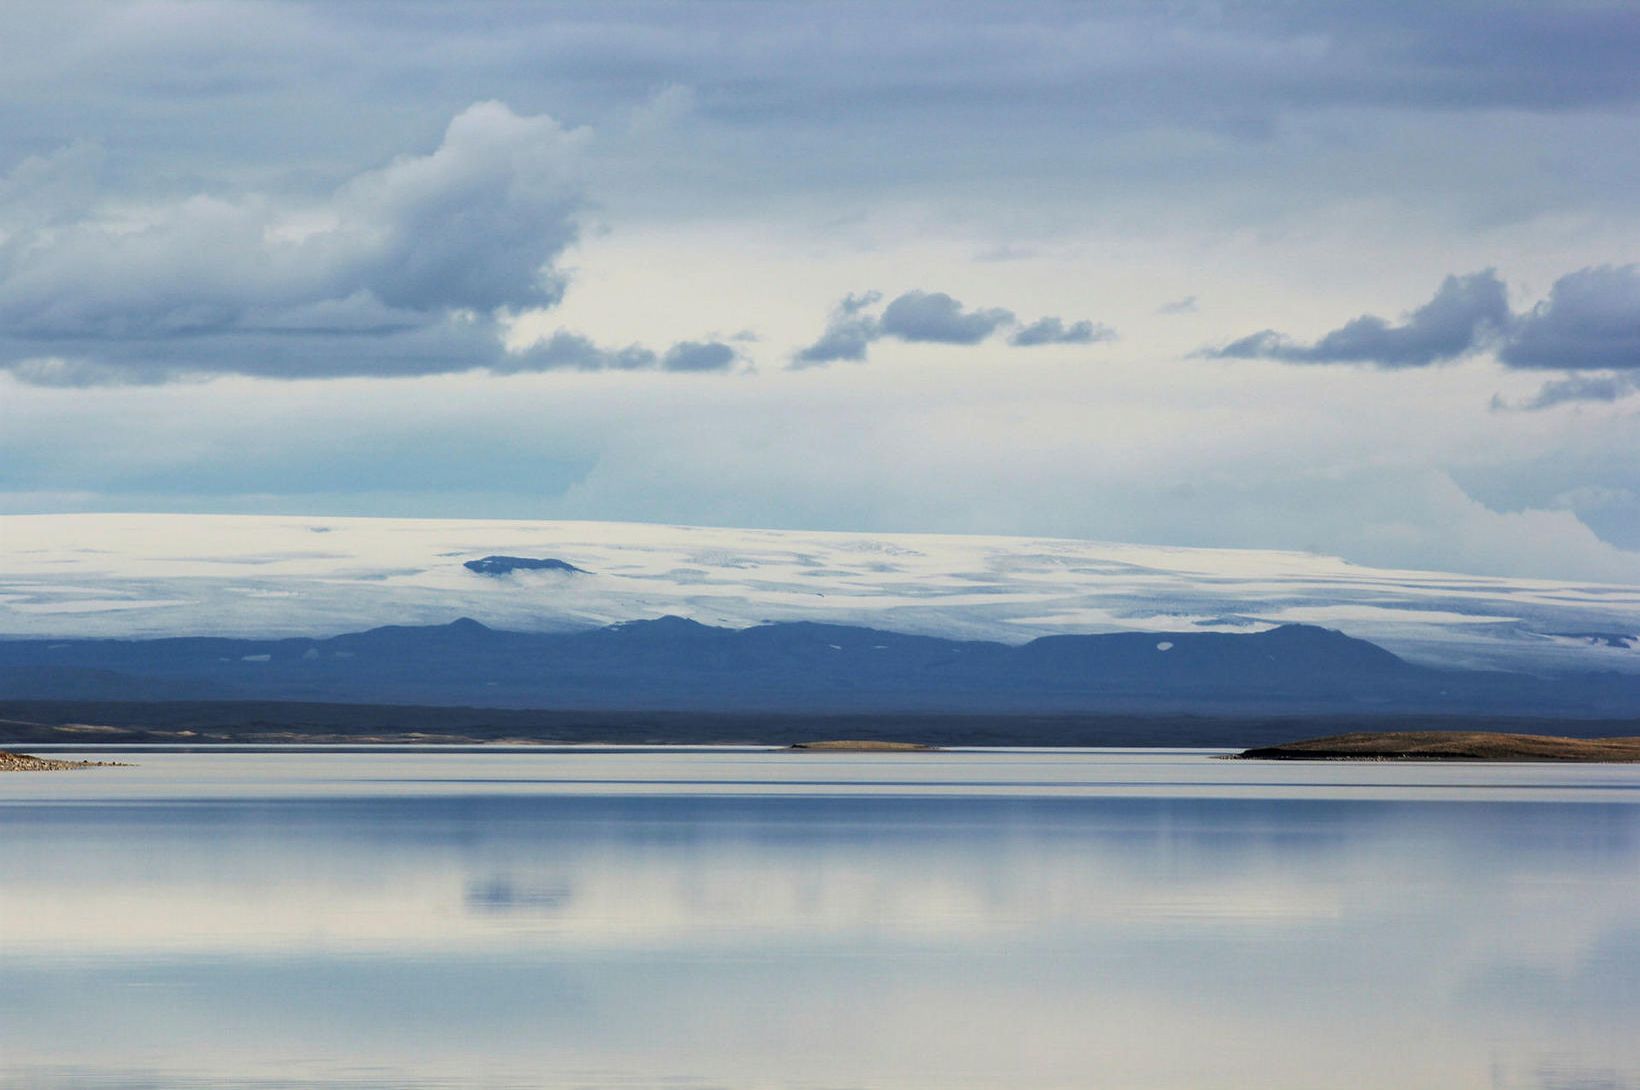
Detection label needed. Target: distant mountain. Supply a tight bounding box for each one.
[463,556,588,576]
[2,617,1633,716]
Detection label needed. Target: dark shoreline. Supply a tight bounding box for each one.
[1237,731,1640,762]
[5,699,1640,750]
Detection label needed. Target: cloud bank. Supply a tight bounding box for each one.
[0,102,738,383]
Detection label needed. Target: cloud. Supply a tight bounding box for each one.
[0,102,746,383]
[4,356,175,388]
[878,291,1013,345]
[1499,264,1640,370]
[1495,372,1640,412]
[1211,271,1511,367]
[1211,264,1640,373]
[793,290,1114,366]
[0,141,104,227]
[628,84,698,138]
[9,348,1638,582]
[1009,317,1115,347]
[1547,484,1640,551]
[3,319,743,384]
[5,4,1638,280]
[0,103,580,380]
[499,330,658,373]
[0,102,581,342]
[660,340,738,372]
[1158,296,1198,315]
[427,329,740,376]
[791,292,881,367]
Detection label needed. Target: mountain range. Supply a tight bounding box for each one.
[3,616,1635,717]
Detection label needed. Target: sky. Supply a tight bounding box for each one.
[1,1,1637,582]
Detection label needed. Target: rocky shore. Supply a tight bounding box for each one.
[0,749,128,771]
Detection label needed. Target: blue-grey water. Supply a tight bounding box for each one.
[3,748,1638,1090]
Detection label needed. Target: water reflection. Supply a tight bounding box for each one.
[2,751,1638,1089]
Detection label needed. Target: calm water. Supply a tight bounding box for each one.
[3,748,1638,1090]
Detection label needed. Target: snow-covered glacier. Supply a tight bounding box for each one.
[2,513,1636,674]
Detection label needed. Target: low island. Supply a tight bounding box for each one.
[1237,731,1640,762]
[789,740,937,752]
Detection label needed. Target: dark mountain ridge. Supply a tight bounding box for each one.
[0,617,1634,716]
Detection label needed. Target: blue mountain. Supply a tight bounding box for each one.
[1,618,1634,716]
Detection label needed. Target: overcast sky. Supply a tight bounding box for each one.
[2,1,1637,581]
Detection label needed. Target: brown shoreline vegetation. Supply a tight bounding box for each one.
[789,740,936,752]
[1237,731,1640,762]
[0,749,130,771]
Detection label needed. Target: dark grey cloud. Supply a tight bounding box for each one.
[9,4,1638,179]
[660,340,738,372]
[500,330,657,374]
[504,333,738,375]
[5,310,511,384]
[791,292,882,367]
[878,291,1014,345]
[1212,271,1511,367]
[1009,316,1115,347]
[0,0,1632,283]
[1211,265,1640,372]
[1496,372,1640,412]
[1499,264,1640,370]
[5,317,740,385]
[793,290,1113,366]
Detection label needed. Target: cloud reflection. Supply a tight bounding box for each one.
[3,756,1638,1089]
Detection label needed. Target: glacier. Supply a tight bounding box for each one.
[2,512,1636,675]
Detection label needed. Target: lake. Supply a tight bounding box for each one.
[3,748,1638,1089]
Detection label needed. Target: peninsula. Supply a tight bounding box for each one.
[0,749,127,771]
[1237,732,1640,762]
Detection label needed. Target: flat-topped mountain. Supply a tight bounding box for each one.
[463,556,589,576]
[2,617,1634,716]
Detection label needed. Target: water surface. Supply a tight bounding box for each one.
[3,748,1638,1089]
